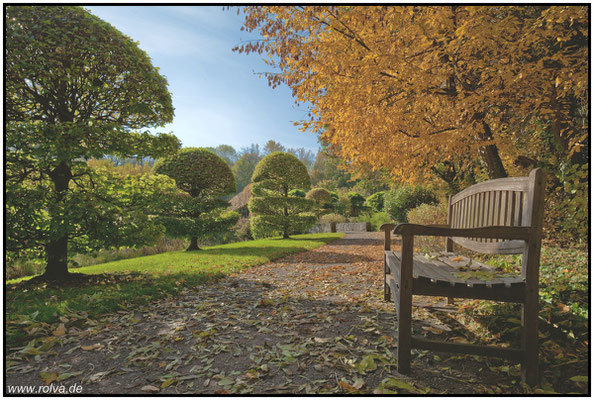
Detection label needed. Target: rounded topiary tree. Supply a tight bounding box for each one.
[248,152,315,239]
[306,188,333,218]
[153,148,239,250]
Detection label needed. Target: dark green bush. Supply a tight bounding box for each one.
[384,185,438,223]
[365,191,386,213]
[346,192,367,217]
[289,189,306,198]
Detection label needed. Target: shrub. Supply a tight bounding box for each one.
[319,213,347,224]
[407,202,448,225]
[354,211,393,231]
[384,185,438,223]
[289,189,306,198]
[407,202,449,252]
[307,187,332,203]
[248,152,316,238]
[365,191,386,213]
[234,217,252,241]
[544,163,589,244]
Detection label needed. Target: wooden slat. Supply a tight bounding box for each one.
[500,276,526,288]
[435,254,506,288]
[412,257,451,286]
[397,234,414,373]
[509,191,517,226]
[412,280,525,302]
[484,192,492,242]
[515,191,524,226]
[394,224,531,240]
[450,176,529,203]
[411,337,524,361]
[386,251,401,283]
[451,237,526,254]
[386,273,400,316]
[492,191,501,243]
[502,191,510,226]
[421,258,469,288]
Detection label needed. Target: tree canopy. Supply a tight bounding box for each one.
[6,6,180,278]
[153,148,236,199]
[236,6,588,183]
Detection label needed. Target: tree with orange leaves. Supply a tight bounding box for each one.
[235,6,588,186]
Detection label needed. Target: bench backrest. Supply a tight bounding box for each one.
[447,168,546,255]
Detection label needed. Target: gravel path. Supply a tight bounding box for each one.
[5,233,529,394]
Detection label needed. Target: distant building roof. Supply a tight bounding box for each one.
[229,183,252,211]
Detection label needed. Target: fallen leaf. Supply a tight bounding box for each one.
[53,323,66,336]
[81,343,103,351]
[161,377,178,388]
[338,380,358,393]
[40,372,58,385]
[381,377,418,393]
[140,385,160,393]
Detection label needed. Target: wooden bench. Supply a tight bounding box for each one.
[380,168,546,385]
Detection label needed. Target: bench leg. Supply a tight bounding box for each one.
[397,284,412,373]
[447,297,455,305]
[384,254,391,302]
[521,293,539,385]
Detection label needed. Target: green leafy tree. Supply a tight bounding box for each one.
[233,152,261,193]
[205,145,239,166]
[249,152,316,238]
[153,148,239,251]
[6,6,179,279]
[264,140,286,155]
[287,147,316,171]
[310,150,353,190]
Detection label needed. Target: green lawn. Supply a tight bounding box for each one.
[6,233,344,346]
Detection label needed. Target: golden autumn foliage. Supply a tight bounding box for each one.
[235,6,588,183]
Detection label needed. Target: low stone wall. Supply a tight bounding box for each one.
[336,222,370,232]
[308,222,370,233]
[307,223,336,233]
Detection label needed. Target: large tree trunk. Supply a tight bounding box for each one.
[282,185,290,239]
[43,161,72,279]
[187,236,200,251]
[475,115,508,179]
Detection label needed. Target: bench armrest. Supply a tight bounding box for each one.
[393,223,531,241]
[380,223,396,232]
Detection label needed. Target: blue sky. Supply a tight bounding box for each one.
[86,6,319,153]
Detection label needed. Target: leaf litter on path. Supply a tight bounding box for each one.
[4,233,585,394]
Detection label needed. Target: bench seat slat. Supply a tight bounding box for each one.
[388,251,520,288]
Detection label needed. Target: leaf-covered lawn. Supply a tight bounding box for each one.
[5,233,344,346]
[5,233,588,394]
